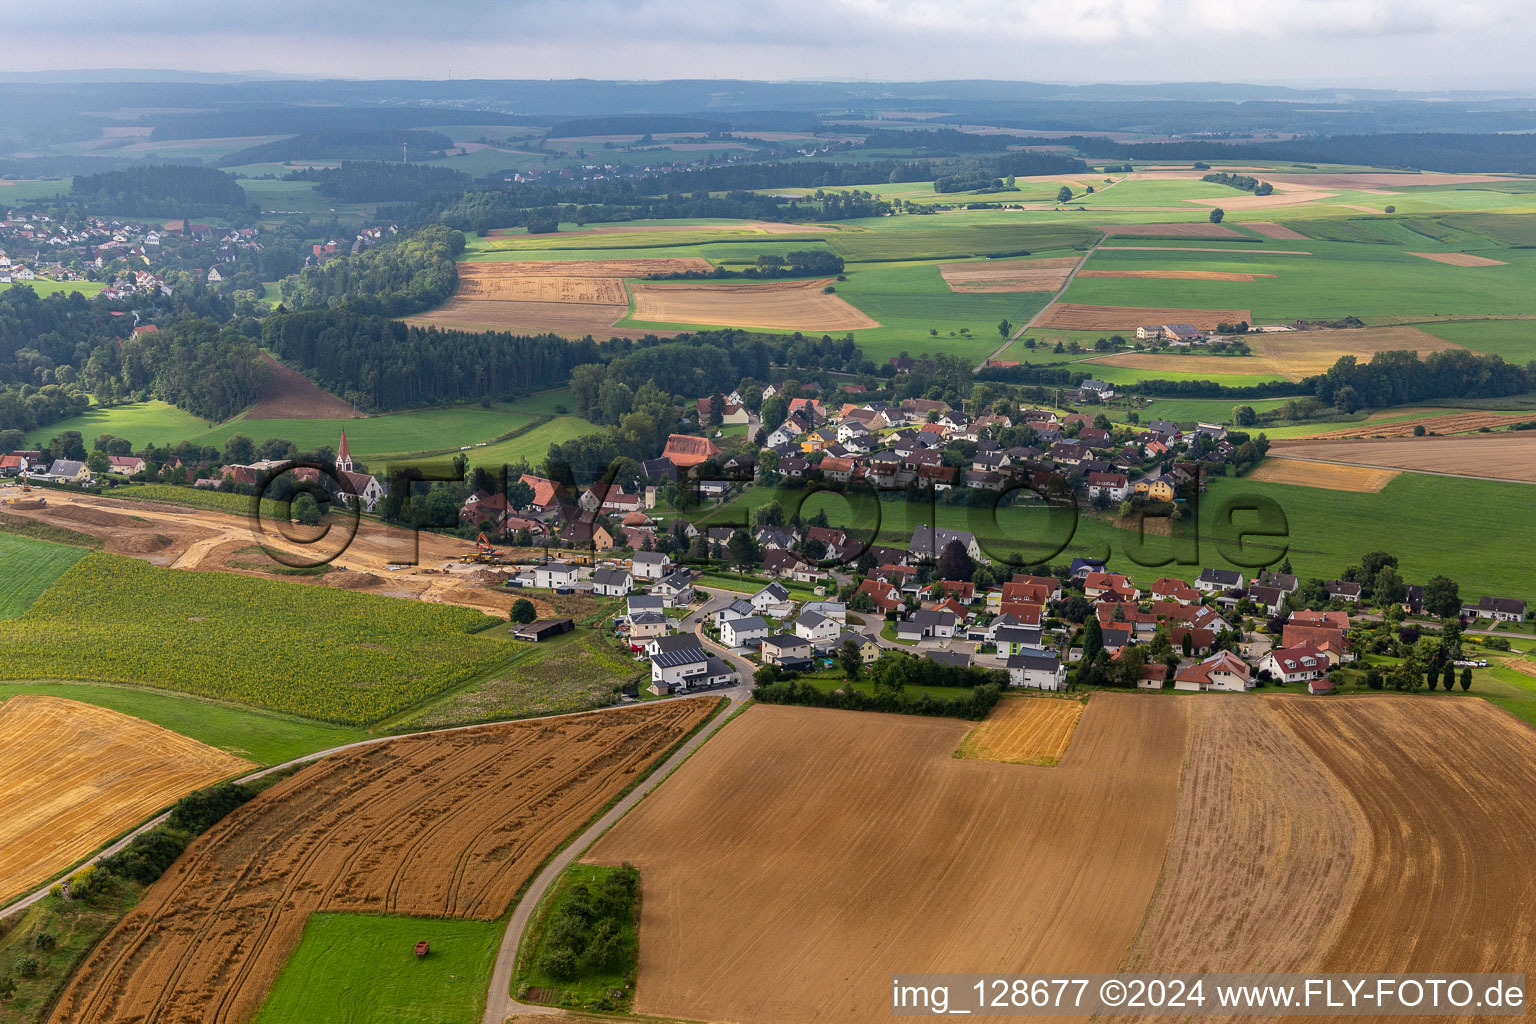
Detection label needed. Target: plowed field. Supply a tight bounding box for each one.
[1408,251,1509,267]
[1037,303,1251,331]
[48,700,718,1024]
[0,696,251,906]
[1268,435,1536,482]
[587,696,1189,1024]
[629,278,879,331]
[1290,411,1534,439]
[955,695,1084,765]
[939,256,1078,292]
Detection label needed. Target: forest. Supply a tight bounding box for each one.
[69,165,249,217]
[217,129,456,167]
[304,161,473,203]
[261,308,597,410]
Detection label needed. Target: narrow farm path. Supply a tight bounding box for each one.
[975,231,1105,371]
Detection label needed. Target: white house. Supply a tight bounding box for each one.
[1086,472,1130,503]
[750,582,796,618]
[630,552,674,580]
[338,470,386,512]
[760,633,813,668]
[711,598,755,626]
[1259,643,1329,684]
[1195,568,1244,593]
[591,567,633,597]
[794,610,841,645]
[895,609,958,641]
[1006,651,1067,691]
[720,615,769,648]
[534,562,579,590]
[1462,596,1527,623]
[650,570,695,608]
[1173,650,1253,692]
[651,642,709,691]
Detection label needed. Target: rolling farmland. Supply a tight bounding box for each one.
[48,700,718,1024]
[0,696,251,906]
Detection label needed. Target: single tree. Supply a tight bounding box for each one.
[936,539,976,584]
[1460,667,1473,691]
[1082,617,1104,666]
[1057,185,1073,203]
[997,319,1012,338]
[1209,208,1225,224]
[1423,575,1461,618]
[292,493,321,526]
[838,636,865,680]
[1441,661,1455,691]
[511,598,537,624]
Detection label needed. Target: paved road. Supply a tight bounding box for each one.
[484,587,755,1022]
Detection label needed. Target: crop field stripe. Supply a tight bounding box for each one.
[0,534,88,619]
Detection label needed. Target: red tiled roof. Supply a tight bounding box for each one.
[662,433,721,467]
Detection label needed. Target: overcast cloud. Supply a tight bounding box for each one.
[7,0,1536,88]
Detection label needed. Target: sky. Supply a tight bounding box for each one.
[7,0,1536,89]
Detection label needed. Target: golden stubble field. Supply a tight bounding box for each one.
[629,278,879,331]
[590,694,1536,1024]
[1268,434,1536,483]
[0,696,251,906]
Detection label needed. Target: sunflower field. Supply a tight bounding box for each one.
[0,553,515,724]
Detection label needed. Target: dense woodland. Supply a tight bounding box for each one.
[69,165,249,217]
[261,308,595,410]
[300,161,473,203]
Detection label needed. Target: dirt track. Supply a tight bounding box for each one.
[587,696,1189,1024]
[0,696,251,907]
[3,491,514,617]
[48,700,717,1024]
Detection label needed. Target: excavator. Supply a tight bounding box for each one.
[3,472,44,508]
[459,532,513,566]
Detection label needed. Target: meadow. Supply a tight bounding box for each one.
[253,914,503,1024]
[0,280,104,299]
[1418,319,1536,363]
[0,533,89,618]
[0,553,518,724]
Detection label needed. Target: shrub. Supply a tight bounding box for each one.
[539,945,579,979]
[32,932,56,951]
[12,955,39,979]
[0,974,15,1000]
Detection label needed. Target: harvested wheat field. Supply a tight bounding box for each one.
[1189,190,1337,210]
[1100,223,1243,238]
[1276,698,1536,989]
[586,696,1188,1024]
[48,700,718,1024]
[955,694,1084,765]
[939,256,1079,292]
[1117,698,1370,981]
[1293,410,1534,439]
[248,354,356,420]
[1244,457,1400,492]
[461,257,712,281]
[1079,269,1275,282]
[406,298,655,339]
[1246,221,1310,240]
[1038,303,1251,331]
[629,278,878,331]
[1408,251,1509,267]
[0,696,251,906]
[1093,326,1463,382]
[1268,434,1536,483]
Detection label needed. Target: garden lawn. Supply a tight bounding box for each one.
[0,554,517,725]
[253,914,502,1024]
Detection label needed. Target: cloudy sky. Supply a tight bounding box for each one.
[7,0,1536,88]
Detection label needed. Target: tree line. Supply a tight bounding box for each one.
[643,250,844,280]
[279,223,463,317]
[294,160,473,203]
[216,129,456,167]
[1202,172,1273,195]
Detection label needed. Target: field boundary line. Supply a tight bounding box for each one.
[975,231,1104,370]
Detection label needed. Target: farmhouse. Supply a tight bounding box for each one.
[1007,651,1066,691]
[1462,596,1527,623]
[1173,650,1253,692]
[662,433,721,469]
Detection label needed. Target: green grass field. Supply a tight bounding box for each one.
[254,914,503,1024]
[0,886,143,1024]
[827,221,1099,262]
[0,553,517,724]
[26,389,587,462]
[0,534,89,619]
[0,279,104,299]
[1417,319,1536,363]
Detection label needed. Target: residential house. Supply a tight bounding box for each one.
[1083,572,1139,602]
[908,527,982,562]
[711,598,756,626]
[650,570,696,608]
[994,624,1045,656]
[591,568,633,597]
[794,610,841,646]
[106,455,146,476]
[1324,580,1363,604]
[856,578,903,614]
[42,459,91,484]
[1195,568,1244,593]
[838,631,881,664]
[720,616,769,649]
[1462,596,1527,623]
[1247,585,1287,616]
[1007,651,1067,691]
[926,650,971,669]
[750,581,795,617]
[1077,379,1115,401]
[1086,471,1130,502]
[760,633,814,669]
[1173,650,1253,692]
[896,609,959,641]
[630,552,674,580]
[628,610,669,641]
[1255,571,1299,593]
[533,562,579,590]
[661,433,721,468]
[1134,475,1177,502]
[1260,643,1330,684]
